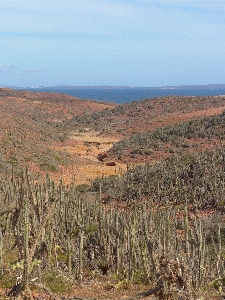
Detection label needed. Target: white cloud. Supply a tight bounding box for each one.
[23,67,51,75]
[0,65,7,72]
[0,64,19,74]
[1,0,224,38]
[0,0,136,36]
[0,0,134,16]
[0,65,51,76]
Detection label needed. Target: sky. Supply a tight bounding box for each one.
[1,0,225,87]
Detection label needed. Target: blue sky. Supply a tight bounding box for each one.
[1,0,225,87]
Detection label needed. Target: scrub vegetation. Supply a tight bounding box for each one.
[1,89,225,299]
[0,149,225,299]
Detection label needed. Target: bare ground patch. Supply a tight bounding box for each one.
[51,131,126,184]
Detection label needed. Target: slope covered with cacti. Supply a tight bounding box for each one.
[0,148,225,298]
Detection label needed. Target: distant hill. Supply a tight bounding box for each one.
[17,83,225,89]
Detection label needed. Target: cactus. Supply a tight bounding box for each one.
[0,145,224,297]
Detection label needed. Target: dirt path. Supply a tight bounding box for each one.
[28,283,155,300]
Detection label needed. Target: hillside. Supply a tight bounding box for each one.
[63,95,225,136]
[92,146,225,209]
[61,94,225,176]
[99,110,225,164]
[0,88,115,178]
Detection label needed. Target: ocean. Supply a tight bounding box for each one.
[25,87,225,104]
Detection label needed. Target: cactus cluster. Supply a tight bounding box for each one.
[0,148,224,298]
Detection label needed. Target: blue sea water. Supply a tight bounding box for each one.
[25,87,225,104]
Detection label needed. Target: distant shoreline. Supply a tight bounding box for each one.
[4,84,225,90]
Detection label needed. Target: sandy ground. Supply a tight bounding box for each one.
[51,130,127,185]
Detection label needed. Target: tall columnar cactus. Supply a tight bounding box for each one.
[0,145,225,297]
[22,195,29,291]
[0,225,3,277]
